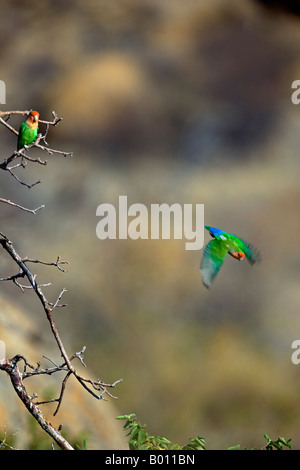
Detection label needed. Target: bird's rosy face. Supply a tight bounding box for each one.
[29,111,39,122]
[229,251,245,260]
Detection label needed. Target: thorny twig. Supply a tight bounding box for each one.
[0,197,44,214]
[22,256,68,273]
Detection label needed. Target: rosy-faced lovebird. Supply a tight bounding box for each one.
[17,111,39,150]
[200,225,260,288]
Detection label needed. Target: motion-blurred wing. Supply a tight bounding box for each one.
[200,239,228,288]
[236,237,261,265]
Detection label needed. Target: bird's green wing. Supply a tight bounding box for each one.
[200,239,228,288]
[234,236,261,265]
[17,123,38,150]
[17,122,28,150]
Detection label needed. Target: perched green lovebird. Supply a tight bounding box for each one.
[200,225,260,288]
[17,111,39,150]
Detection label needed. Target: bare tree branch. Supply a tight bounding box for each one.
[0,356,74,450]
[0,197,44,214]
[0,233,123,444]
[22,256,68,272]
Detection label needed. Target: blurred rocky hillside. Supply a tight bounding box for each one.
[1,0,300,449]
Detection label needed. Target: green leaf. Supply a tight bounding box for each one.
[183,436,206,450]
[130,424,139,439]
[137,429,147,446]
[75,439,88,450]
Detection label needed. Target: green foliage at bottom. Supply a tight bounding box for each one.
[116,414,293,451]
[263,434,292,451]
[0,413,293,450]
[116,413,205,450]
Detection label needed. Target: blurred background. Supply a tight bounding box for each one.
[0,0,300,450]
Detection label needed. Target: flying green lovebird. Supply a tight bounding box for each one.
[200,225,260,288]
[17,111,39,150]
